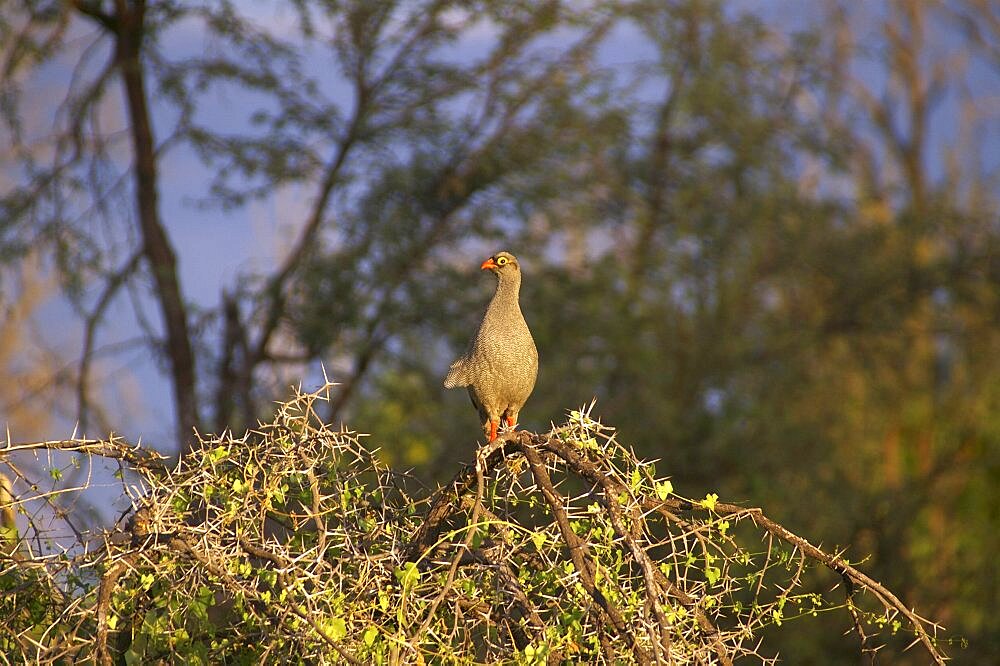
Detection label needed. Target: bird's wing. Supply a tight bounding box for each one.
[443,358,471,388]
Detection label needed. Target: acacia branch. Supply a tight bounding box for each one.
[731,504,947,665]
[0,437,168,475]
[168,535,363,666]
[1,404,950,664]
[516,438,649,665]
[538,433,730,665]
[409,428,949,665]
[95,554,135,666]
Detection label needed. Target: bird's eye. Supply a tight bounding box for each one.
[496,256,508,266]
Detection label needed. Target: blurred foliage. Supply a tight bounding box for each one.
[0,253,63,439]
[1,0,998,662]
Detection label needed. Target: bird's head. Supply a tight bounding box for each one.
[480,251,520,277]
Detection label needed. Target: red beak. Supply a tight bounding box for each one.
[480,257,498,270]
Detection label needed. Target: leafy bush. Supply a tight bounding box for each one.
[1,386,951,664]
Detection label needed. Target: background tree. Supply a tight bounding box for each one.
[1,0,997,661]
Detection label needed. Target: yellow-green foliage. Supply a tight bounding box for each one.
[0,386,952,664]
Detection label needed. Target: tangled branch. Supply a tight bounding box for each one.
[0,388,951,664]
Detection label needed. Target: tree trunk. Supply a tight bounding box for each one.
[114,0,200,452]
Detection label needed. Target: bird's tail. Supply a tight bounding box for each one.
[443,361,470,389]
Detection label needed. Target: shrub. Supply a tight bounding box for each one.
[0,386,950,664]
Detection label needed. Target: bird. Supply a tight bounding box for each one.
[444,251,538,442]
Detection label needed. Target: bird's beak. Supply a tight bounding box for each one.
[480,257,498,270]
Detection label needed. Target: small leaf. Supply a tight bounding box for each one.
[701,493,718,511]
[655,480,673,500]
[395,562,420,592]
[329,617,347,641]
[363,627,378,647]
[273,484,287,504]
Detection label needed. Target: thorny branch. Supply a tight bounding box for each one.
[410,424,950,665]
[1,388,951,664]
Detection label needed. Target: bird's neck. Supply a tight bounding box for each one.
[491,273,521,309]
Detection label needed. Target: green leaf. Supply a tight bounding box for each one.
[363,627,378,647]
[329,617,347,641]
[701,493,718,511]
[654,480,673,500]
[395,562,420,592]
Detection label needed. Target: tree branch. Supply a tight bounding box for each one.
[77,250,143,434]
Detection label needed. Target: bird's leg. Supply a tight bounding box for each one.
[505,416,515,429]
[488,420,499,442]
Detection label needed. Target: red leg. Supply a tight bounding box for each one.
[488,420,498,441]
[505,415,515,428]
